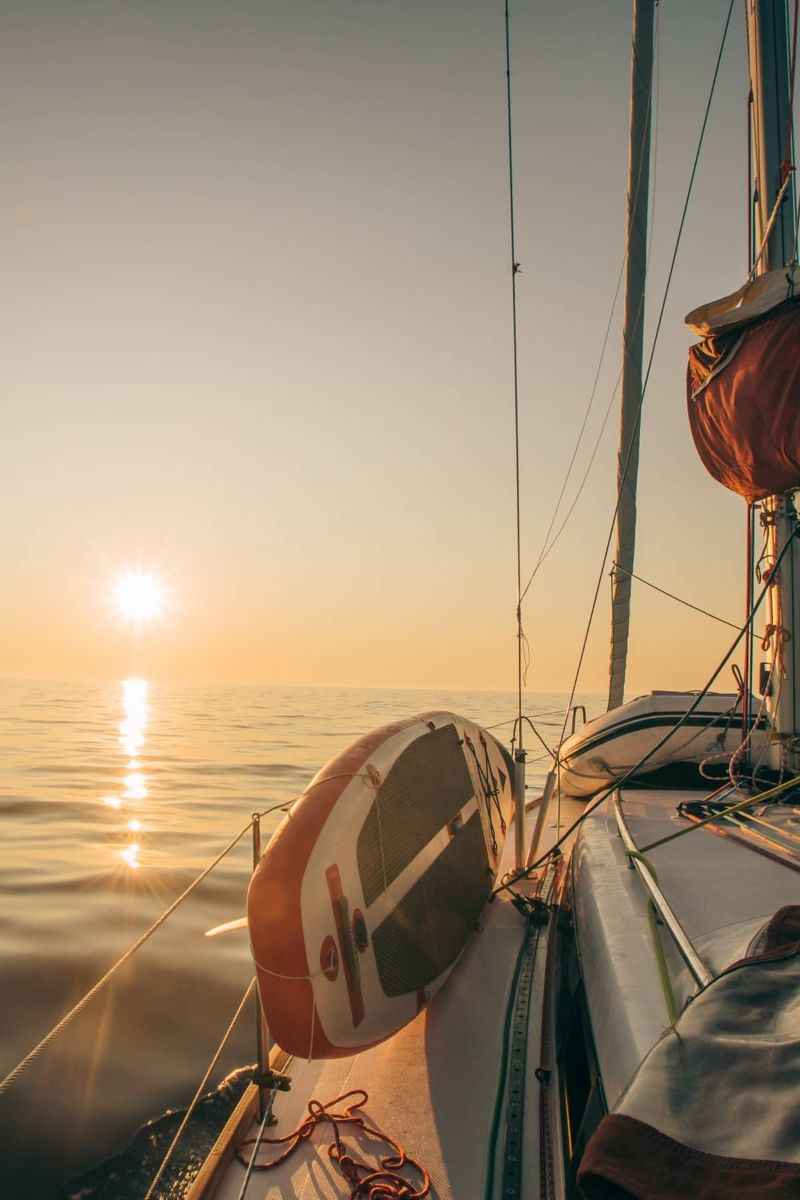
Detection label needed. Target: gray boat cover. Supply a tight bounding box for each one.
[578,906,800,1199]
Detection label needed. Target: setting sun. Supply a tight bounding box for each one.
[113,573,166,622]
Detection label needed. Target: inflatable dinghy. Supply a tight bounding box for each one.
[248,711,515,1059]
[558,691,762,798]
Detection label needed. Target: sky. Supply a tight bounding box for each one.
[0,1,772,695]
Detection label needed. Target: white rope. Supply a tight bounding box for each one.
[252,957,326,982]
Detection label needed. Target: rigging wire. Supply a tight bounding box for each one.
[610,561,740,628]
[788,0,800,261]
[511,714,556,759]
[0,814,265,1097]
[519,4,662,605]
[748,83,755,271]
[782,0,799,181]
[142,979,257,1200]
[485,709,567,732]
[520,277,624,604]
[503,0,525,741]
[555,0,737,754]
[0,796,302,1098]
[496,523,800,893]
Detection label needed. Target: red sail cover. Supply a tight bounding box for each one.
[687,303,800,501]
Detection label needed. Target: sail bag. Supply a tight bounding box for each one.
[686,300,800,501]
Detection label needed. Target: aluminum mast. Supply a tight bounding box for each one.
[608,0,655,712]
[746,0,799,772]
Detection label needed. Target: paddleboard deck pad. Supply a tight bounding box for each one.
[247,711,515,1058]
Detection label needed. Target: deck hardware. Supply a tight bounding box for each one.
[569,705,587,735]
[252,1068,292,1092]
[251,812,271,1121]
[534,1067,551,1084]
[510,894,550,925]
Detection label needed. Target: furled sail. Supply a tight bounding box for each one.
[685,267,800,501]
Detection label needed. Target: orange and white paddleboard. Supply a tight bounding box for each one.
[247,711,515,1059]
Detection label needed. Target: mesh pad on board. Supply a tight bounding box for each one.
[371,812,491,997]
[357,723,475,908]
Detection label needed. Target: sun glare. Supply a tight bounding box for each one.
[113,572,166,622]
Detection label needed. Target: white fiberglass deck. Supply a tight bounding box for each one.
[574,786,800,1108]
[207,800,584,1200]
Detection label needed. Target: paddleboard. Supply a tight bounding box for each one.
[247,711,515,1058]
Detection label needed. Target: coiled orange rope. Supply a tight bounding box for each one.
[237,1089,430,1200]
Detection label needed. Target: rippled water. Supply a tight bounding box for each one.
[0,678,599,1199]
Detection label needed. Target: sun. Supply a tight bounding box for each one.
[113,572,166,622]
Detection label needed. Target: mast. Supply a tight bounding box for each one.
[747,0,799,772]
[608,0,655,712]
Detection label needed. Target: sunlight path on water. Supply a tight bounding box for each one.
[0,679,603,1198]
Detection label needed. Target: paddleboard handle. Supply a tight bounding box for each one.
[325,864,365,1028]
[333,895,361,991]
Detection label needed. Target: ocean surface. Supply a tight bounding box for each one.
[0,678,601,1199]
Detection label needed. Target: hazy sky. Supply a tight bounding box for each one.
[1,1,766,694]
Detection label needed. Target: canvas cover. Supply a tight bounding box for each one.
[685,264,800,336]
[686,303,800,501]
[577,906,800,1200]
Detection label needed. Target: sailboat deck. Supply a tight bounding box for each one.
[574,784,800,1109]
[618,787,799,968]
[203,798,585,1200]
[198,784,800,1200]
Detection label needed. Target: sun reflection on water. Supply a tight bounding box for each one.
[119,678,148,759]
[123,772,147,800]
[120,843,141,869]
[102,678,151,871]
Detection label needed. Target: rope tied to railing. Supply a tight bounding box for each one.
[237,1089,430,1199]
[0,776,374,1098]
[0,816,257,1098]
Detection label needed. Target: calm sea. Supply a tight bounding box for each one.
[0,678,601,1199]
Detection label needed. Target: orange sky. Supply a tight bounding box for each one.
[1,1,756,696]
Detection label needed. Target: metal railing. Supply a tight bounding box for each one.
[613,792,713,989]
[0,801,291,1200]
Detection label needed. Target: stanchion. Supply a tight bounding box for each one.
[251,813,269,1122]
